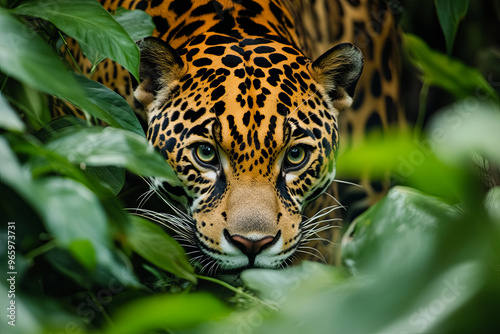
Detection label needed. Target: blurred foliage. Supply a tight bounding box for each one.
[1,0,499,334]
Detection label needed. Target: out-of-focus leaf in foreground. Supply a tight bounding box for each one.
[126,216,197,284]
[0,92,25,132]
[195,187,499,334]
[428,101,500,165]
[106,293,229,334]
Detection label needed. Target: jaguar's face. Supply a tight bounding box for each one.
[135,36,363,272]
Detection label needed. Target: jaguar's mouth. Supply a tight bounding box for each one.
[213,263,276,278]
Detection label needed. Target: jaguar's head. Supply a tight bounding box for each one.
[134,36,363,273]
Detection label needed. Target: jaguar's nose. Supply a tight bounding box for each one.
[224,229,280,265]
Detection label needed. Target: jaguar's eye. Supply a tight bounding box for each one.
[194,143,217,165]
[286,146,306,166]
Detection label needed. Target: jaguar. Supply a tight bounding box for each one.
[60,0,404,274]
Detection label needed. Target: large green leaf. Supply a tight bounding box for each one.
[12,0,140,80]
[336,129,467,201]
[242,261,347,306]
[405,34,498,102]
[0,92,25,132]
[0,11,121,129]
[34,117,127,196]
[0,136,34,200]
[1,136,139,286]
[428,101,500,165]
[33,177,109,264]
[106,293,229,334]
[45,126,176,181]
[6,130,120,197]
[0,136,111,271]
[80,7,154,68]
[75,75,144,137]
[0,11,88,110]
[114,7,155,42]
[126,216,196,283]
[200,187,498,334]
[434,0,469,54]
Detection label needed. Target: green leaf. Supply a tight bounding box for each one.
[113,7,155,42]
[68,239,96,271]
[342,187,458,274]
[46,126,176,181]
[0,92,25,132]
[6,131,123,197]
[12,0,140,80]
[35,116,88,142]
[35,117,127,197]
[0,11,88,111]
[0,139,110,268]
[0,136,34,201]
[242,261,346,305]
[485,186,500,223]
[85,165,125,197]
[428,101,500,165]
[337,130,419,179]
[106,293,229,334]
[202,187,497,334]
[126,216,196,283]
[33,177,109,249]
[77,7,154,68]
[405,34,498,102]
[434,0,469,54]
[75,75,144,137]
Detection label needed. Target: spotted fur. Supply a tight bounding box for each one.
[61,0,402,273]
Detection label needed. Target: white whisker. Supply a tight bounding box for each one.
[333,178,363,188]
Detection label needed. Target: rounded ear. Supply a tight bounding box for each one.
[312,43,364,111]
[134,37,184,107]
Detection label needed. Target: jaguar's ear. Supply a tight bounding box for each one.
[312,43,363,111]
[134,37,184,108]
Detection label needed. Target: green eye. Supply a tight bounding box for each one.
[286,146,306,166]
[195,144,216,164]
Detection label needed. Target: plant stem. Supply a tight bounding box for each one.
[415,81,430,140]
[24,240,57,261]
[0,75,8,92]
[88,291,115,327]
[195,274,278,310]
[59,31,83,75]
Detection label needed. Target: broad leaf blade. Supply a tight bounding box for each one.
[106,293,229,334]
[85,165,126,197]
[75,75,144,137]
[114,7,155,42]
[126,217,196,283]
[12,0,140,80]
[0,92,25,132]
[434,0,469,54]
[428,101,500,165]
[46,126,176,181]
[0,11,88,112]
[0,136,33,201]
[405,34,498,102]
[34,177,110,249]
[68,239,97,271]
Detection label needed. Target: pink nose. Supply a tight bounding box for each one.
[231,235,274,256]
[224,230,280,262]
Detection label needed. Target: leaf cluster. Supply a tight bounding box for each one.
[0,1,499,334]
